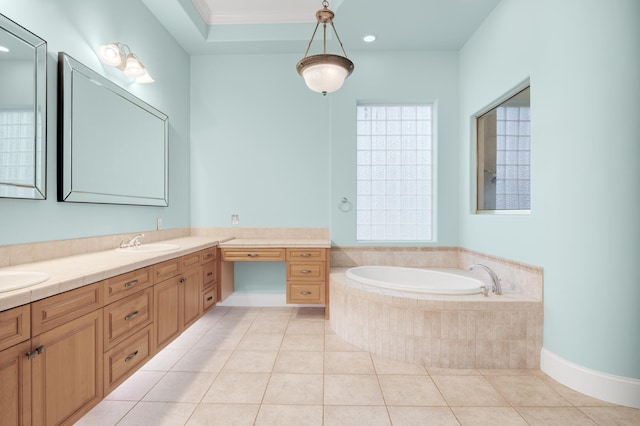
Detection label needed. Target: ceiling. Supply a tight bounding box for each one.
[142,0,501,55]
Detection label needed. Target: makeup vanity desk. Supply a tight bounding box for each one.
[218,239,331,318]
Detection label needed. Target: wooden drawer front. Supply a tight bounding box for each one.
[222,248,285,262]
[0,304,30,352]
[203,262,216,287]
[104,267,152,304]
[287,262,325,281]
[31,282,103,336]
[104,324,153,395]
[153,258,181,282]
[286,248,326,262]
[104,288,153,350]
[201,247,217,264]
[287,283,325,304]
[202,286,216,312]
[180,252,201,270]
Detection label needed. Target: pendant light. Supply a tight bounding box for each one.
[296,1,354,95]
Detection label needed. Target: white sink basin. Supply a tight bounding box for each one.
[114,243,181,253]
[0,271,50,293]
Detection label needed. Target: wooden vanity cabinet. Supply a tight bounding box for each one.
[201,248,217,312]
[0,305,32,426]
[30,283,104,426]
[102,266,155,395]
[154,253,206,352]
[285,248,329,305]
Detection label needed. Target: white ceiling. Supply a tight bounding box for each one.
[142,0,500,55]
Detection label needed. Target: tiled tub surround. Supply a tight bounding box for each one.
[329,247,543,370]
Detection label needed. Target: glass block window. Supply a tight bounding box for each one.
[495,104,530,209]
[0,109,36,188]
[356,104,433,241]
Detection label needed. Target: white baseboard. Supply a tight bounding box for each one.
[540,347,640,409]
[217,293,323,308]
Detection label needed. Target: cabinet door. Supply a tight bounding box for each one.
[182,267,202,330]
[31,310,103,426]
[154,275,182,351]
[0,340,31,426]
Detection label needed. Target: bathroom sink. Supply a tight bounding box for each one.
[114,243,181,253]
[0,271,50,293]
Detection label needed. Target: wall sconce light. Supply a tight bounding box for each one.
[95,42,154,83]
[296,1,354,95]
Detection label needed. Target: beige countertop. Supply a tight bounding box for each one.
[218,238,331,248]
[0,236,223,312]
[0,236,332,312]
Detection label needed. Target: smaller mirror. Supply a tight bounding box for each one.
[476,84,530,212]
[0,14,47,199]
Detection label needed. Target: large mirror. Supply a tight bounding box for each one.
[58,52,169,206]
[0,14,47,199]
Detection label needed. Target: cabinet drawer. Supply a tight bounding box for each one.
[0,304,30,352]
[201,247,217,264]
[202,286,216,312]
[180,252,201,270]
[104,324,153,395]
[104,287,153,350]
[153,258,181,282]
[203,262,216,287]
[222,248,285,262]
[103,267,152,304]
[287,283,325,304]
[286,262,325,281]
[286,248,326,262]
[31,282,103,336]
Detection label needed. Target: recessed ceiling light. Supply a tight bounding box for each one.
[0,46,9,53]
[363,35,376,43]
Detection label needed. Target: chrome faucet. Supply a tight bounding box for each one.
[468,264,502,295]
[120,233,144,248]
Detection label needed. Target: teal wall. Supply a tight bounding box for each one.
[190,53,331,229]
[190,51,460,247]
[0,0,191,245]
[459,0,640,379]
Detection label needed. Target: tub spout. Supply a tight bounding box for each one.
[468,264,502,295]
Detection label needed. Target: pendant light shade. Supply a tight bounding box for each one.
[297,1,354,95]
[297,54,354,94]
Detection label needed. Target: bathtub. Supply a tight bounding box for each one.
[330,266,543,369]
[345,266,485,295]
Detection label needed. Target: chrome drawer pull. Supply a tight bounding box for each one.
[206,296,214,301]
[124,280,138,288]
[301,270,312,274]
[300,291,312,295]
[124,311,139,321]
[125,350,139,362]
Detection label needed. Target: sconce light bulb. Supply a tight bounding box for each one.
[123,54,146,78]
[96,43,123,67]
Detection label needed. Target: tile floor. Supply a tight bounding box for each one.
[76,306,640,425]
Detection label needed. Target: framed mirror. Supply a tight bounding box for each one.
[58,52,169,206]
[0,13,47,199]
